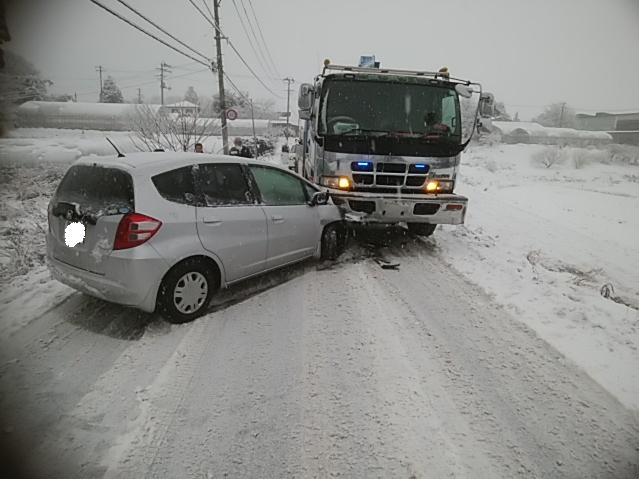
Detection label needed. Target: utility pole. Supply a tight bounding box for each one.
[213,0,229,154]
[157,61,172,106]
[283,77,295,142]
[559,102,566,128]
[250,98,257,156]
[137,88,143,104]
[95,65,104,102]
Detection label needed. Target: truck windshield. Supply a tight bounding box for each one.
[319,78,461,143]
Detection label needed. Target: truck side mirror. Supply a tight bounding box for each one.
[298,83,313,120]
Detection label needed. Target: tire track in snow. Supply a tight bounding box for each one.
[367,247,639,478]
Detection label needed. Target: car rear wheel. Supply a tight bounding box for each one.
[321,222,347,260]
[407,222,437,237]
[157,258,219,324]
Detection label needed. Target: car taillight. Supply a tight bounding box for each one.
[114,213,162,250]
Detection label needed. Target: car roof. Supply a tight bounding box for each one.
[75,151,284,176]
[73,151,309,180]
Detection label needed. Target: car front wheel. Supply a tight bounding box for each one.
[321,222,347,260]
[157,258,218,323]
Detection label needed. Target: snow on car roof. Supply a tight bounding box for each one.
[73,152,293,176]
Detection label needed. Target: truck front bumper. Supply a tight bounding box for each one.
[328,190,468,225]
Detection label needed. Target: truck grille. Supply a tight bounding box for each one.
[350,162,428,191]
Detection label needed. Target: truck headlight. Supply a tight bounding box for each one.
[425,180,454,193]
[320,176,351,190]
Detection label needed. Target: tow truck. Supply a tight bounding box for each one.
[297,58,481,236]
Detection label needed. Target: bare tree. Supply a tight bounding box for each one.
[128,105,219,152]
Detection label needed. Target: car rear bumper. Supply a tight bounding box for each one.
[46,244,168,313]
[328,190,468,224]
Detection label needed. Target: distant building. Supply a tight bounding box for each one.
[163,100,199,117]
[575,112,639,145]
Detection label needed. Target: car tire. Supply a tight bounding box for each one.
[321,222,347,260]
[157,258,219,324]
[407,222,437,237]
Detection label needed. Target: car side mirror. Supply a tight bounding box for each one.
[309,190,329,206]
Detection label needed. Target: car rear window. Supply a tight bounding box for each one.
[152,166,197,205]
[56,164,134,211]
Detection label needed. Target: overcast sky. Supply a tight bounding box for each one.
[5,0,639,120]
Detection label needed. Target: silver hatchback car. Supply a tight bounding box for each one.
[47,152,345,323]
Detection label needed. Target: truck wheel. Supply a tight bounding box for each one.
[321,222,347,260]
[407,223,437,237]
[157,258,219,324]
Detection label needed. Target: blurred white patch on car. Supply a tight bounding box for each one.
[65,222,85,247]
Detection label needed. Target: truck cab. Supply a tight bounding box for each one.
[297,61,481,235]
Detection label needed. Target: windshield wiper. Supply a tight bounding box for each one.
[338,128,390,137]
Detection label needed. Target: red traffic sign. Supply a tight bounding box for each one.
[226,108,238,120]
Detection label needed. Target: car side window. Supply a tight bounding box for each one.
[197,163,253,206]
[249,166,308,206]
[152,166,197,205]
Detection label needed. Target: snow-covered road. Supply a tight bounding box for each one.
[1,234,638,478]
[2,132,639,476]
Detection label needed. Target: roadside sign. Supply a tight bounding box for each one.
[226,108,238,120]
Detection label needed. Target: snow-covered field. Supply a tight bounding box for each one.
[438,142,639,410]
[0,128,638,476]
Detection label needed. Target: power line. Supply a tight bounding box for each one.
[199,0,215,24]
[89,0,213,69]
[237,0,276,79]
[230,0,272,79]
[223,72,249,102]
[73,68,210,96]
[186,0,282,99]
[113,0,211,64]
[246,0,281,78]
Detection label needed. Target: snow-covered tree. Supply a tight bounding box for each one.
[0,51,52,104]
[0,51,52,135]
[532,103,576,128]
[211,90,248,115]
[184,86,199,105]
[101,76,124,103]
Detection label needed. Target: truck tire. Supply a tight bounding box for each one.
[408,223,437,237]
[321,222,347,260]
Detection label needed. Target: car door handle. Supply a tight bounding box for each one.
[271,215,284,223]
[202,217,222,225]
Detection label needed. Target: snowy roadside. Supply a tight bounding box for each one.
[0,159,74,335]
[436,143,639,410]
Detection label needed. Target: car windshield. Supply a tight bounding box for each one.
[319,78,461,143]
